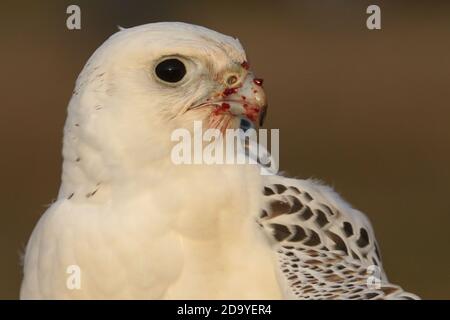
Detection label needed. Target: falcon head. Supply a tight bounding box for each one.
[71,22,266,128]
[62,22,267,193]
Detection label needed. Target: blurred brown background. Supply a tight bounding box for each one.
[0,0,449,299]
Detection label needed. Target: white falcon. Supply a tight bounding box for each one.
[21,22,418,300]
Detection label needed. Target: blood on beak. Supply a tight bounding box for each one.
[212,72,267,128]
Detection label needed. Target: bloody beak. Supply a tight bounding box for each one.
[218,72,267,128]
[194,72,267,130]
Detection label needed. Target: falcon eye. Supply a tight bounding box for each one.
[155,58,186,83]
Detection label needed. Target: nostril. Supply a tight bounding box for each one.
[226,75,239,86]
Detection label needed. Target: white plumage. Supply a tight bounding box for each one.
[20,22,417,299]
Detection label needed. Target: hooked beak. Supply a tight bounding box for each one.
[190,72,268,130]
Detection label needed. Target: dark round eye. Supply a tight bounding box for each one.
[155,58,186,83]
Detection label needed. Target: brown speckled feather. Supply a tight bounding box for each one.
[258,175,419,300]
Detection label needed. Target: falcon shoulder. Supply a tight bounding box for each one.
[257,175,419,300]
